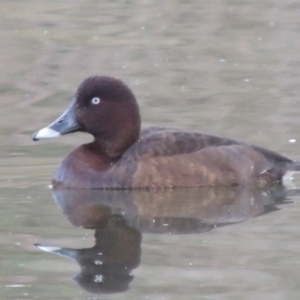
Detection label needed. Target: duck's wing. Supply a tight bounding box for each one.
[133,127,292,164]
[132,127,237,157]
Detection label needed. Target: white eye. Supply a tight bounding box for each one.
[91,97,100,105]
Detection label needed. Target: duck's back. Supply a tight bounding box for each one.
[133,127,292,163]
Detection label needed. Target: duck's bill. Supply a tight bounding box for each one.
[32,99,82,141]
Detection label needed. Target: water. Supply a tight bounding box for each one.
[1,0,300,299]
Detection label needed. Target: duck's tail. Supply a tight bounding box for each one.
[279,161,300,188]
[284,161,300,172]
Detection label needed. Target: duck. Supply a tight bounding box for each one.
[32,76,300,189]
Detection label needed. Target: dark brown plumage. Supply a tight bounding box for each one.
[32,76,300,189]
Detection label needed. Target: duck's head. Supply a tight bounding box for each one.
[33,76,141,157]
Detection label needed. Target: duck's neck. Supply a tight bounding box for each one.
[94,129,140,158]
[93,107,141,158]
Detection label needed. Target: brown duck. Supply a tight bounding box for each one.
[32,76,300,189]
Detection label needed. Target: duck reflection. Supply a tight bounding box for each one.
[35,185,294,294]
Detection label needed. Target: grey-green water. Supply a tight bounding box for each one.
[2,0,300,299]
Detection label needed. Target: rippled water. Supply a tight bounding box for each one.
[2,0,300,299]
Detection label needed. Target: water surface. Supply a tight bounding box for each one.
[1,0,300,299]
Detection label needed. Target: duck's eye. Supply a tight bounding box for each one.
[91,97,100,105]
